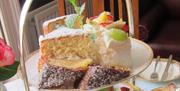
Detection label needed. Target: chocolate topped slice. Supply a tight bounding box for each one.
[39,64,85,89]
[79,64,130,90]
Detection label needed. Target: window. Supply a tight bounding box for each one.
[0,0,21,60]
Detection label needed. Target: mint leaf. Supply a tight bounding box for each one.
[66,0,86,28]
[89,33,97,41]
[65,14,78,28]
[0,61,19,81]
[74,3,85,15]
[80,3,85,15]
[68,0,77,7]
[75,7,81,15]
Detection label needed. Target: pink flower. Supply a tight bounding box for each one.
[0,38,15,67]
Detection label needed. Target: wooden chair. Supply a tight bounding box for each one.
[57,0,139,39]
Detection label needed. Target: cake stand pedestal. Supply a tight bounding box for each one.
[18,38,153,90]
[19,0,153,90]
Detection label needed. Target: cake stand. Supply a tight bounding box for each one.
[19,0,153,91]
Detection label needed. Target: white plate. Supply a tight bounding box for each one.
[19,38,154,90]
[139,58,180,82]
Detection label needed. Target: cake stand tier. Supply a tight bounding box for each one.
[20,38,153,90]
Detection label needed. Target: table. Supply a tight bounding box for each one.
[4,77,180,91]
[136,77,180,91]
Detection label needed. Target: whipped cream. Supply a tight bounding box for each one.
[99,28,132,68]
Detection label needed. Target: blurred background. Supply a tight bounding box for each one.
[0,0,180,61]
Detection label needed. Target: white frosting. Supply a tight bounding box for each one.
[39,23,100,43]
[39,26,88,42]
[43,16,66,28]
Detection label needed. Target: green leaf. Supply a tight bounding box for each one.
[75,6,81,15]
[68,0,85,15]
[66,0,86,28]
[0,61,19,81]
[89,33,97,41]
[68,0,77,7]
[77,15,84,27]
[65,14,78,28]
[80,3,85,15]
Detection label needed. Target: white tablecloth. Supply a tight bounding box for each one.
[4,79,38,91]
[4,78,180,91]
[136,78,180,91]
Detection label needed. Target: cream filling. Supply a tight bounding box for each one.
[48,58,93,69]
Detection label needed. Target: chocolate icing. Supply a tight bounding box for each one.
[39,64,85,89]
[79,64,130,89]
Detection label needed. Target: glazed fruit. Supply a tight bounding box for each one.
[109,28,128,41]
[92,12,113,24]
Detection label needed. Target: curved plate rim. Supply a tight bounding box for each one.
[18,38,154,90]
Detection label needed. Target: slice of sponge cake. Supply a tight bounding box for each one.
[38,26,101,72]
